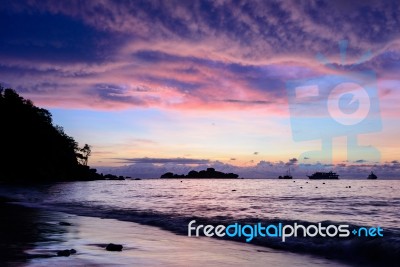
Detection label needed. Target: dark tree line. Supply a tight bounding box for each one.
[0,87,102,182]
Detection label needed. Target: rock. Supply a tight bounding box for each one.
[104,174,125,180]
[231,189,236,191]
[57,250,70,257]
[106,243,123,251]
[57,249,76,257]
[59,221,72,226]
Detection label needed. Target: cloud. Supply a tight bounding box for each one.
[96,159,400,179]
[0,9,115,64]
[1,0,400,112]
[286,158,298,165]
[90,83,146,105]
[115,157,210,165]
[354,159,367,163]
[1,1,399,170]
[222,99,272,105]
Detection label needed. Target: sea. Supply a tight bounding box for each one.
[1,179,399,266]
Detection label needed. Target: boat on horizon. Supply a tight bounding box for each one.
[368,171,378,179]
[278,169,293,179]
[307,171,339,180]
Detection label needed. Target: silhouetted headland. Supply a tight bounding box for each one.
[160,168,239,179]
[0,87,125,183]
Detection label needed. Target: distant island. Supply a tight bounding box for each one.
[0,86,126,182]
[160,168,239,179]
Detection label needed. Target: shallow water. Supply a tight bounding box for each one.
[6,179,399,228]
[15,210,353,267]
[1,179,399,266]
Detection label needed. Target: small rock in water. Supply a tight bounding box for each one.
[231,189,237,191]
[106,243,123,251]
[315,186,318,188]
[323,182,325,184]
[300,187,303,189]
[59,221,72,226]
[57,249,76,257]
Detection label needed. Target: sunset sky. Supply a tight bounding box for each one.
[1,0,400,178]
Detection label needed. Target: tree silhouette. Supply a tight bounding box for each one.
[0,86,101,182]
[77,144,91,166]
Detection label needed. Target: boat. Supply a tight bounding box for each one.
[279,169,293,179]
[367,171,377,179]
[307,171,339,179]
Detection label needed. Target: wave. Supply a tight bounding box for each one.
[1,184,399,267]
[9,199,400,267]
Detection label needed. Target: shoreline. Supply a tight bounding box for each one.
[1,199,354,267]
[1,179,399,267]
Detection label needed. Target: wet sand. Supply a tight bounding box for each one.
[1,200,353,267]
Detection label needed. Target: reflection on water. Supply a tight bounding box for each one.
[1,179,399,266]
[2,202,352,267]
[0,201,69,264]
[8,179,399,229]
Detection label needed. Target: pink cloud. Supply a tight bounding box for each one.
[2,0,400,117]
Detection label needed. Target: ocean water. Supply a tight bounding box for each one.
[1,179,399,266]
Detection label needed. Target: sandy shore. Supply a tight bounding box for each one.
[1,200,353,267]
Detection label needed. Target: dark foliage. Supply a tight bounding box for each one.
[0,87,102,182]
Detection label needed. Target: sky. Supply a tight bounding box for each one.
[1,0,400,178]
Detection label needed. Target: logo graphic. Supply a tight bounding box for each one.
[286,40,381,164]
[188,220,384,243]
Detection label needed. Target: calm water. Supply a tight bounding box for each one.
[8,179,399,228]
[1,179,399,265]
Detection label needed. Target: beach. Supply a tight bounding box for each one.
[2,1,400,266]
[1,179,399,266]
[1,199,354,267]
